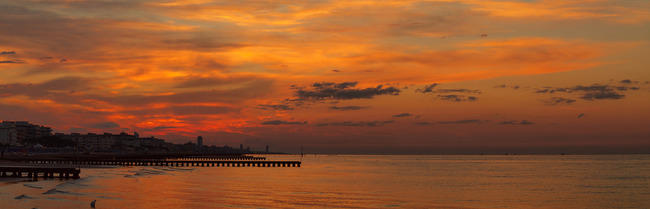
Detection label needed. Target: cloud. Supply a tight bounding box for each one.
[294,82,401,100]
[123,105,238,116]
[416,83,439,93]
[580,91,624,100]
[258,104,294,110]
[260,120,308,125]
[535,84,635,101]
[86,122,120,129]
[316,120,394,127]
[0,77,94,104]
[417,83,480,102]
[392,113,413,118]
[173,75,266,88]
[0,60,24,64]
[494,84,520,89]
[438,119,482,124]
[167,105,236,115]
[154,126,178,130]
[414,122,435,125]
[437,94,478,102]
[435,89,481,94]
[1,51,16,55]
[329,106,366,111]
[544,97,577,105]
[620,79,633,84]
[497,120,533,125]
[578,113,585,119]
[534,88,569,94]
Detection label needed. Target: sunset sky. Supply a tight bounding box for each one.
[1,0,649,154]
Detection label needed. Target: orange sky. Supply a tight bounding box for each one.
[1,0,649,154]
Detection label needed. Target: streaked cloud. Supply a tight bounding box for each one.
[438,119,483,124]
[497,120,533,125]
[260,120,308,125]
[392,113,413,118]
[316,120,394,127]
[294,82,401,100]
[329,106,366,111]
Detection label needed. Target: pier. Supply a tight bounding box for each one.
[12,159,300,167]
[6,154,301,168]
[0,166,80,180]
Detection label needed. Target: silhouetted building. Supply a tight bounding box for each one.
[266,145,269,153]
[60,131,164,151]
[197,136,203,146]
[1,121,52,145]
[0,123,18,146]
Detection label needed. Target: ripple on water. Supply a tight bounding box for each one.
[43,188,82,196]
[15,194,37,199]
[23,183,43,189]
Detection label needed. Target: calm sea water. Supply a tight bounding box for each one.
[1,155,649,208]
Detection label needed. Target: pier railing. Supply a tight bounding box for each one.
[5,154,300,168]
[0,166,80,180]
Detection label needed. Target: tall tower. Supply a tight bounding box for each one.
[265,145,269,153]
[197,136,203,146]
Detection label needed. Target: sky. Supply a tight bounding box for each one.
[1,0,649,154]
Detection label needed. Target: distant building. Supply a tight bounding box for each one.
[266,145,269,153]
[59,131,164,151]
[0,123,18,146]
[1,121,52,145]
[197,136,203,146]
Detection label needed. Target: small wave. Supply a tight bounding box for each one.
[97,195,122,200]
[14,194,37,199]
[42,188,81,196]
[23,183,43,189]
[43,188,68,194]
[168,167,194,171]
[56,178,92,188]
[154,167,175,171]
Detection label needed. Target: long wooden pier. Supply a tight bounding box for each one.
[0,166,80,180]
[12,159,300,167]
[7,154,301,168]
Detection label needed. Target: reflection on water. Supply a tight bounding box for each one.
[1,155,649,208]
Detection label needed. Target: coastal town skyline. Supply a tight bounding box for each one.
[1,0,649,154]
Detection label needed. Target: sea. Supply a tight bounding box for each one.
[1,155,649,209]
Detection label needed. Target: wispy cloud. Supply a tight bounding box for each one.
[258,104,294,111]
[329,106,366,111]
[438,119,483,124]
[0,60,25,64]
[544,97,577,105]
[497,120,533,125]
[294,82,401,100]
[392,113,412,118]
[317,120,394,127]
[416,83,438,93]
[260,120,308,125]
[534,84,638,101]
